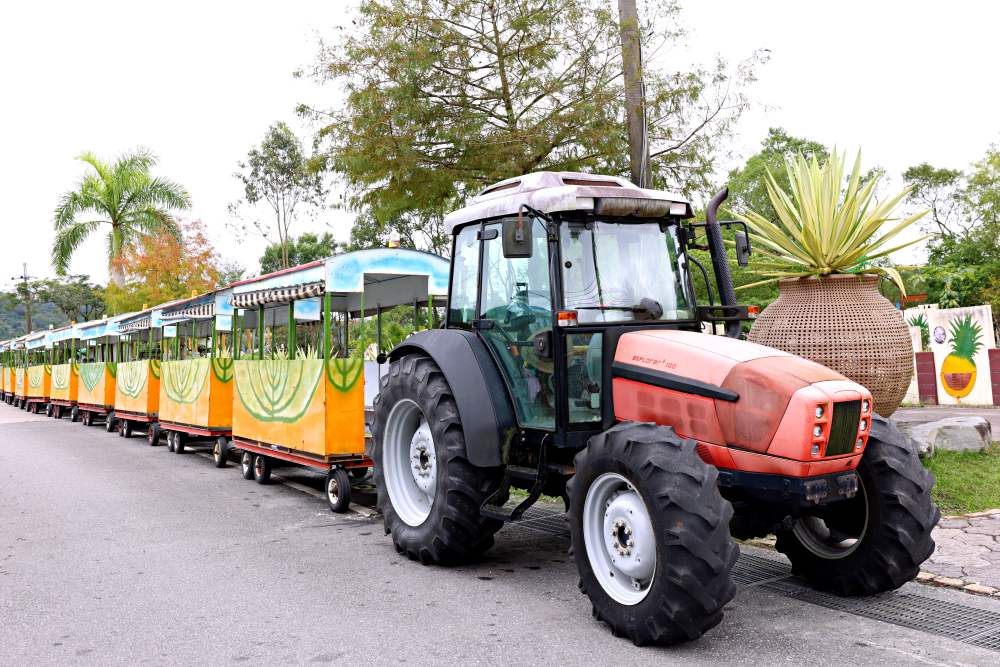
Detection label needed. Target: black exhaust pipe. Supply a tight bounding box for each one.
[704,187,741,339]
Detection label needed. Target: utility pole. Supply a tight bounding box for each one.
[618,0,651,188]
[12,263,36,334]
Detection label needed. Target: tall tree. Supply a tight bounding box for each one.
[902,163,967,237]
[52,149,191,286]
[231,122,327,269]
[259,232,344,275]
[37,275,105,324]
[300,0,761,252]
[103,220,223,314]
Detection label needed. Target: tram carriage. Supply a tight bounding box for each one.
[229,248,449,512]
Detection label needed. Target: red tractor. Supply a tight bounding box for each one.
[372,172,939,645]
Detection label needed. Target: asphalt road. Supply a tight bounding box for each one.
[2,407,1000,665]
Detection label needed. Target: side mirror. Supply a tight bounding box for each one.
[502,215,533,258]
[735,231,751,267]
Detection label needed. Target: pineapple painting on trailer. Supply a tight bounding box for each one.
[926,305,996,405]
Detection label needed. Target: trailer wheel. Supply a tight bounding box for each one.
[373,354,504,564]
[105,414,116,432]
[173,431,185,454]
[71,406,79,422]
[241,451,255,480]
[53,405,62,419]
[82,410,92,427]
[253,454,271,484]
[46,403,53,417]
[568,422,738,646]
[213,437,228,468]
[147,422,160,447]
[776,415,940,596]
[326,467,352,513]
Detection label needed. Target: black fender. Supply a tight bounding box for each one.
[387,329,515,467]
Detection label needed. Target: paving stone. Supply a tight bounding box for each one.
[934,576,966,588]
[921,562,966,578]
[959,532,998,547]
[963,583,999,596]
[937,518,970,529]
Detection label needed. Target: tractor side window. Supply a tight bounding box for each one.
[448,225,480,328]
[565,332,602,423]
[479,218,554,430]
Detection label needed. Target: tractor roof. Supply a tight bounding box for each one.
[444,171,693,234]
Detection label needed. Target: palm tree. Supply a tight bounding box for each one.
[52,149,191,286]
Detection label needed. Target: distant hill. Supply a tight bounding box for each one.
[0,299,70,339]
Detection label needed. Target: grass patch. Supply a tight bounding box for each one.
[924,444,1000,515]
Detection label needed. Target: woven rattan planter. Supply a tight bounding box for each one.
[747,274,913,416]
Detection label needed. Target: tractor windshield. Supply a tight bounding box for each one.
[560,220,692,324]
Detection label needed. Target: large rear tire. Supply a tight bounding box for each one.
[372,354,503,565]
[568,422,738,646]
[776,415,939,595]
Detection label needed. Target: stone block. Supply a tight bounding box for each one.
[910,416,993,456]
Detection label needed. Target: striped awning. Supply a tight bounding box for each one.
[164,302,215,321]
[231,281,324,309]
[119,318,150,333]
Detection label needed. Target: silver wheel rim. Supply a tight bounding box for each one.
[582,472,656,605]
[254,456,264,478]
[242,453,252,475]
[328,475,340,506]
[383,399,436,527]
[792,483,869,559]
[214,442,221,460]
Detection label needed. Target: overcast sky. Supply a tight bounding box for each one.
[1,0,997,290]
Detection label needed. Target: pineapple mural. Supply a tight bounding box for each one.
[939,315,983,400]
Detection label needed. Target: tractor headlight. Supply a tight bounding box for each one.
[815,405,824,419]
[862,399,870,413]
[813,425,823,438]
[856,437,864,450]
[860,418,868,431]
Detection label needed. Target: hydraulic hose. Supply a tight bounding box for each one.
[704,187,741,338]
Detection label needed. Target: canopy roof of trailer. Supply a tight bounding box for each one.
[47,323,76,345]
[159,286,235,322]
[229,249,449,310]
[117,300,185,333]
[443,171,693,233]
[77,312,136,340]
[25,330,49,349]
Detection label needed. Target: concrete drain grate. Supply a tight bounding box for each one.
[764,577,1000,649]
[504,508,1000,652]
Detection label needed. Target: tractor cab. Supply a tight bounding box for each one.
[442,171,748,442]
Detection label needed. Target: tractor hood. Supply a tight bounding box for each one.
[611,330,873,462]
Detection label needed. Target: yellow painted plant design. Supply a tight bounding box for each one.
[162,360,209,405]
[235,359,323,423]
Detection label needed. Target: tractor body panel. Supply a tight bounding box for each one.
[611,329,872,477]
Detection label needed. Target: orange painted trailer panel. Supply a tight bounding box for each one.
[50,363,79,403]
[232,358,365,457]
[26,365,51,399]
[115,360,160,416]
[159,358,234,429]
[77,362,116,408]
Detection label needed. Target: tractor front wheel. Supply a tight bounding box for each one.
[373,354,503,564]
[776,415,939,596]
[568,422,738,646]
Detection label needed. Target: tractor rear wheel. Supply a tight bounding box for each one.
[776,415,939,596]
[373,354,503,564]
[568,422,738,646]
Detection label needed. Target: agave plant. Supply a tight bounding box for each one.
[295,344,319,360]
[737,151,928,291]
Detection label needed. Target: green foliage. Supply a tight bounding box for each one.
[52,149,191,286]
[231,122,327,269]
[301,0,762,253]
[924,445,1000,515]
[259,232,345,274]
[736,151,927,290]
[0,275,104,338]
[725,128,828,222]
[906,312,930,350]
[902,162,966,237]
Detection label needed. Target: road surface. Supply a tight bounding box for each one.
[2,407,999,665]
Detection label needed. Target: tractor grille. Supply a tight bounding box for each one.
[826,400,861,456]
